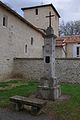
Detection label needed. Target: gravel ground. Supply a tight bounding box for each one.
[0,108,52,120]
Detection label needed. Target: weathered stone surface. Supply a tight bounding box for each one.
[13,58,80,83]
[55,58,80,83]
[10,95,47,115]
[13,58,44,81]
[0,5,44,82]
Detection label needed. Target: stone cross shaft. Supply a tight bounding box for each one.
[38,12,61,100]
[46,12,54,27]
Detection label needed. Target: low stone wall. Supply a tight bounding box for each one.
[56,58,80,83]
[13,58,44,80]
[13,58,80,83]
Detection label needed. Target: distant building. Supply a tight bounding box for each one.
[57,35,80,58]
[56,37,64,58]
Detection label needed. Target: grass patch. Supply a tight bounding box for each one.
[0,80,38,107]
[0,80,80,120]
[0,82,8,88]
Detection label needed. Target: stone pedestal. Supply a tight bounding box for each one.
[38,77,61,100]
[38,85,61,100]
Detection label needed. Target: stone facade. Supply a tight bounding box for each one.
[55,47,63,58]
[65,43,74,58]
[0,6,44,58]
[22,4,60,36]
[13,58,80,83]
[65,43,80,58]
[0,3,44,81]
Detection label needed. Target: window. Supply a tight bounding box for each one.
[73,45,80,57]
[42,46,44,57]
[35,8,38,15]
[25,44,27,53]
[31,37,33,45]
[3,15,8,27]
[3,17,5,26]
[77,47,79,56]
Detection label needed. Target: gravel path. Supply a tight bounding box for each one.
[0,108,52,120]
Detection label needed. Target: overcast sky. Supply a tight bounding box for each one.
[1,0,80,23]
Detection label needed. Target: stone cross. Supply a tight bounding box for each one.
[38,12,61,100]
[46,12,54,27]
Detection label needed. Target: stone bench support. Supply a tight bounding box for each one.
[10,95,47,115]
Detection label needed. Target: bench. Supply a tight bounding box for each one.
[10,95,47,115]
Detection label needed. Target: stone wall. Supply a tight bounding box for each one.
[13,58,44,80]
[13,58,80,83]
[56,58,80,83]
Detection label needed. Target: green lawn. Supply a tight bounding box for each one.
[0,80,80,120]
[0,80,38,107]
[45,83,80,120]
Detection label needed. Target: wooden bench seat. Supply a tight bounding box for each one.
[10,95,47,115]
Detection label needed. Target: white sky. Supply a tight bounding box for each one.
[1,0,80,23]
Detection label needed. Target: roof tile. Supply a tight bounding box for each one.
[56,35,80,46]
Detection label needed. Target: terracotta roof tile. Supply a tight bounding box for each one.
[56,37,64,47]
[63,35,80,43]
[56,35,80,46]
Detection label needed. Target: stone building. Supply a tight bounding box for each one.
[0,1,45,80]
[0,1,60,81]
[22,4,63,58]
[57,35,80,58]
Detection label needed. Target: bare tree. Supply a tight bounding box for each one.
[59,20,80,36]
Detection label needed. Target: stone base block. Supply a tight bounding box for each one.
[38,85,61,100]
[40,77,59,87]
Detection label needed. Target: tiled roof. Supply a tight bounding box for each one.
[56,35,80,46]
[63,35,80,43]
[56,37,64,47]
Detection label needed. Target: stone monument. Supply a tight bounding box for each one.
[38,12,61,100]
